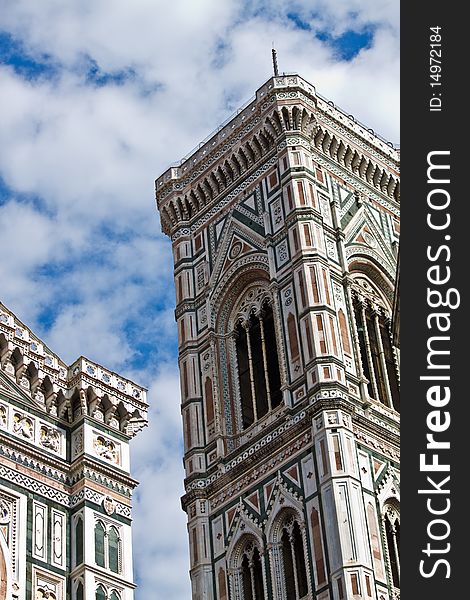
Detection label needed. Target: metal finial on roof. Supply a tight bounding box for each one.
[272,47,279,77]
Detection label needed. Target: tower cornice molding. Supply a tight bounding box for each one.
[0,303,148,438]
[181,393,399,505]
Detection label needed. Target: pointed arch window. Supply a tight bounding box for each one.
[353,292,400,412]
[76,582,84,600]
[108,526,120,573]
[240,541,265,600]
[96,585,107,600]
[94,519,122,573]
[75,516,83,566]
[384,504,400,589]
[235,300,281,429]
[95,521,106,568]
[280,518,308,599]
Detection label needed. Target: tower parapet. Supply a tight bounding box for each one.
[156,74,399,237]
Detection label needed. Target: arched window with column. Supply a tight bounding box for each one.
[280,517,308,599]
[72,580,84,600]
[383,502,400,590]
[233,293,282,429]
[241,543,264,600]
[351,276,400,412]
[96,584,107,600]
[214,275,286,442]
[108,526,120,573]
[95,521,106,568]
[74,516,83,566]
[268,509,310,600]
[228,535,266,600]
[93,518,122,574]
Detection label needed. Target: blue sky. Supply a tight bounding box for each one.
[0,1,399,598]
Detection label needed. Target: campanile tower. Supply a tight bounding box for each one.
[156,74,400,600]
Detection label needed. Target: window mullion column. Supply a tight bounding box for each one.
[391,523,400,581]
[104,529,109,570]
[359,300,380,401]
[385,314,401,385]
[259,315,272,412]
[372,306,393,408]
[347,283,369,401]
[271,291,289,392]
[228,568,242,600]
[232,330,245,432]
[244,322,258,422]
[249,561,257,600]
[289,534,300,600]
[268,542,284,600]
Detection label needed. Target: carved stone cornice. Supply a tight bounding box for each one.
[156,74,399,237]
[0,434,138,500]
[180,387,399,513]
[69,457,138,493]
[0,302,148,437]
[0,430,69,478]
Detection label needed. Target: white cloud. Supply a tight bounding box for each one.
[0,199,86,318]
[0,2,399,598]
[131,366,190,600]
